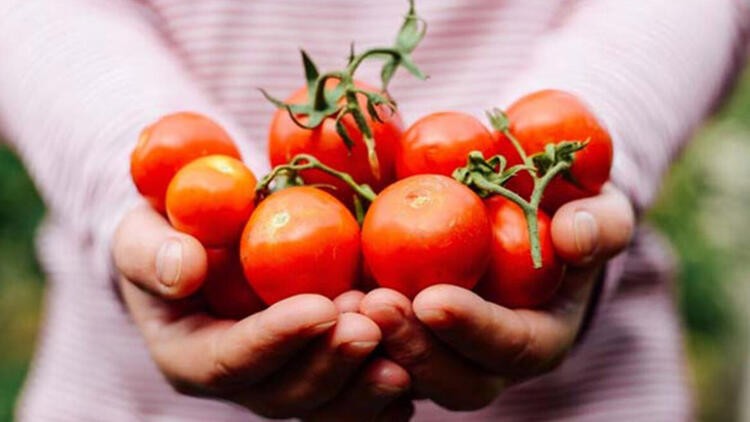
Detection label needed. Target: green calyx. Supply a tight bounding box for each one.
[454,109,588,269]
[259,0,427,182]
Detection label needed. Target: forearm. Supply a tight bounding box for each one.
[0,0,257,281]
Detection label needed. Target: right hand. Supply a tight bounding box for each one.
[112,204,413,421]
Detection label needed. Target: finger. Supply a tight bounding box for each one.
[551,184,635,266]
[240,312,381,418]
[413,281,595,377]
[360,288,503,411]
[333,290,366,313]
[121,279,338,393]
[305,358,411,422]
[113,203,207,299]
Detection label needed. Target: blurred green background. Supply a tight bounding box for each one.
[1,68,750,421]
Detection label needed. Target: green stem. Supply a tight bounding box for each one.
[529,161,571,210]
[346,48,401,75]
[501,128,531,168]
[345,90,380,180]
[473,177,542,268]
[257,154,377,203]
[311,72,346,111]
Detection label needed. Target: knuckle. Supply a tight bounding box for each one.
[506,315,535,369]
[395,338,434,370]
[204,357,235,390]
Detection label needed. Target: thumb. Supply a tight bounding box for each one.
[551,184,635,267]
[113,203,208,299]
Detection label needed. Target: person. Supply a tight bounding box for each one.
[0,1,747,420]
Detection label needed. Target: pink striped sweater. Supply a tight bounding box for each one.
[0,1,748,420]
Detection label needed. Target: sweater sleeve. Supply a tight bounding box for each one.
[496,0,748,213]
[0,0,265,283]
[492,0,749,307]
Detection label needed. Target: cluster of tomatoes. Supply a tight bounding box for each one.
[129,86,612,319]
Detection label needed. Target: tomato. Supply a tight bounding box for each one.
[361,174,491,298]
[268,81,403,207]
[166,155,256,247]
[130,112,241,212]
[240,186,360,305]
[202,248,265,319]
[476,196,564,308]
[396,111,498,179]
[496,90,613,212]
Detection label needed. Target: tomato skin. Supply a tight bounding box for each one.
[130,112,241,212]
[240,186,360,305]
[362,174,492,299]
[396,111,498,179]
[496,90,613,212]
[202,248,265,319]
[268,81,403,207]
[476,196,564,308]
[166,155,257,247]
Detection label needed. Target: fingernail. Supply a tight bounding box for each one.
[370,382,407,396]
[573,211,599,260]
[156,239,183,287]
[339,341,378,358]
[415,308,453,329]
[310,320,337,334]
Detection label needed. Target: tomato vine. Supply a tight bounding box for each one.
[259,0,427,181]
[454,109,587,268]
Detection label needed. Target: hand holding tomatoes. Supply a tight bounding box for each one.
[360,185,634,410]
[112,204,412,420]
[122,0,627,413]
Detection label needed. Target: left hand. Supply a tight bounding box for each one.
[359,185,635,410]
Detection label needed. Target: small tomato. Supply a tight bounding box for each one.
[166,155,256,247]
[476,196,564,308]
[240,186,360,305]
[202,248,265,319]
[396,111,497,179]
[496,90,613,212]
[362,174,491,298]
[267,81,403,207]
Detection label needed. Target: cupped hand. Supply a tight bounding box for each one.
[113,204,413,421]
[359,184,634,410]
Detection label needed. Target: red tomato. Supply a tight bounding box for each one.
[130,112,241,212]
[362,174,492,298]
[202,248,265,319]
[476,196,564,308]
[396,111,498,179]
[240,186,360,305]
[496,90,613,212]
[166,155,256,247]
[268,81,403,207]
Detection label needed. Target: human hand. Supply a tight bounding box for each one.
[113,204,413,421]
[359,184,634,410]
